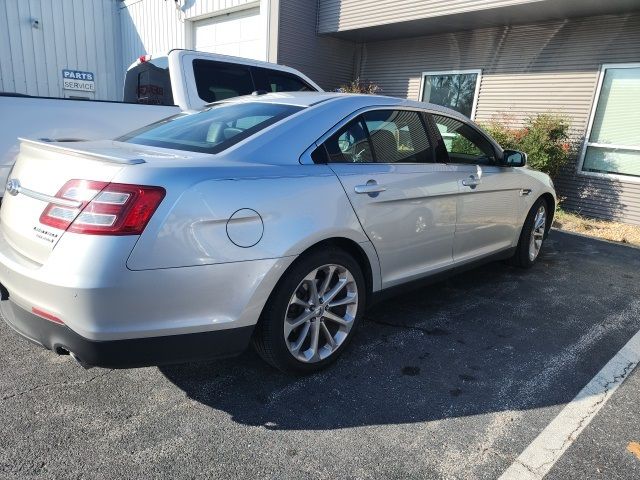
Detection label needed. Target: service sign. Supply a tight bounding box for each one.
[62,69,95,92]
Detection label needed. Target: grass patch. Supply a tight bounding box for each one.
[553,209,640,247]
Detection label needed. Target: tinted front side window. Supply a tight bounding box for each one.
[432,115,496,165]
[120,102,302,154]
[193,59,255,103]
[363,110,433,163]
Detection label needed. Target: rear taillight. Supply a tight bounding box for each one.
[40,180,165,235]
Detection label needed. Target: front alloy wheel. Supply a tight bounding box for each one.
[529,204,547,262]
[511,197,550,268]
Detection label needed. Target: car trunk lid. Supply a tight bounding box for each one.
[0,139,143,264]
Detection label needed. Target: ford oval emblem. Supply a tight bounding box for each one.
[6,179,20,196]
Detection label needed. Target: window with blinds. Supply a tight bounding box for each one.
[582,65,640,179]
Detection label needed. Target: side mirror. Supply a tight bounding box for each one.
[501,150,527,167]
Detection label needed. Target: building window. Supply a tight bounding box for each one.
[419,70,481,119]
[581,64,640,180]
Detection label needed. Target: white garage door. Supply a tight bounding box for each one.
[193,7,265,61]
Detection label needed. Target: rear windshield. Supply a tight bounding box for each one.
[119,102,303,154]
[123,58,174,106]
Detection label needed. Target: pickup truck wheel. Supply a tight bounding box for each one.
[511,198,548,268]
[253,249,365,374]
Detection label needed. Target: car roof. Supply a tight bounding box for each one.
[215,92,471,122]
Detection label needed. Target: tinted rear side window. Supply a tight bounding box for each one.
[324,118,374,163]
[363,110,433,163]
[193,59,255,103]
[119,102,302,155]
[255,68,315,93]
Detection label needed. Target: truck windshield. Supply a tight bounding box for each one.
[119,102,303,154]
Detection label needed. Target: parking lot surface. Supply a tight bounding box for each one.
[1,230,639,479]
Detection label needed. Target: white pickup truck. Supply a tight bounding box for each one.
[0,49,321,196]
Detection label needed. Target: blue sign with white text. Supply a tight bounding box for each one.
[62,69,94,81]
[62,69,95,92]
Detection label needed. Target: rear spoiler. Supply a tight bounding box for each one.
[18,138,145,165]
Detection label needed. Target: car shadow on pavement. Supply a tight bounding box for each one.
[160,231,640,430]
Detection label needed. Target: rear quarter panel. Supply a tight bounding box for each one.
[125,163,375,272]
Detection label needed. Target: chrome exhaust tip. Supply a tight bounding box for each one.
[69,351,93,370]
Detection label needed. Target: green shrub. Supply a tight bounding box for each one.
[451,135,484,156]
[482,114,572,178]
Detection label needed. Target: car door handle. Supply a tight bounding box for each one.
[462,176,480,188]
[354,183,386,196]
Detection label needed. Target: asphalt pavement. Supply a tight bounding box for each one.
[1,230,639,479]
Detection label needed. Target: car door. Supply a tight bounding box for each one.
[428,113,522,262]
[315,109,460,288]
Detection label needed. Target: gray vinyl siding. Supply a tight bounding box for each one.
[358,14,640,225]
[318,0,543,34]
[277,0,356,91]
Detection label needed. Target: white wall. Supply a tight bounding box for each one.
[0,0,274,101]
[182,0,259,20]
[119,0,271,73]
[119,0,187,71]
[0,0,122,100]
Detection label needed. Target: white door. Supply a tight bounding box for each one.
[192,7,265,61]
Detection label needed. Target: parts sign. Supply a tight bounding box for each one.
[62,69,95,92]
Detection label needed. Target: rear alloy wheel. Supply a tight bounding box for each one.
[511,198,549,268]
[253,249,365,374]
[284,264,358,363]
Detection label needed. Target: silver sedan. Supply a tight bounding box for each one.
[0,92,555,374]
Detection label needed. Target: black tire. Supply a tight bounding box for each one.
[252,248,366,374]
[510,197,549,268]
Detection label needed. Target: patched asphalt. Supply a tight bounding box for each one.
[1,230,639,479]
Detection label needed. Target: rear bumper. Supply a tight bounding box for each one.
[1,298,254,368]
[0,229,296,342]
